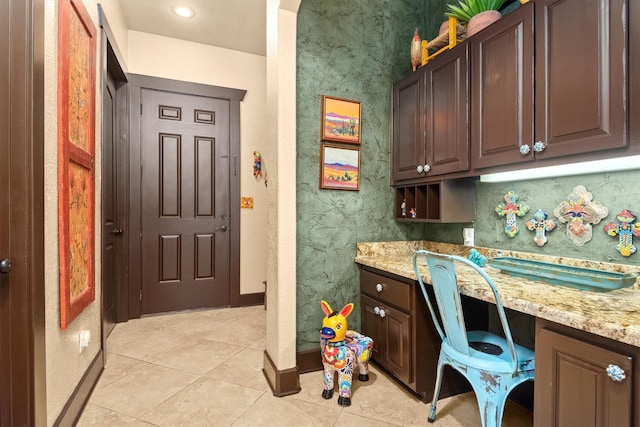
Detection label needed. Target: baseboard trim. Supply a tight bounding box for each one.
[297,348,323,373]
[54,349,104,427]
[239,292,264,307]
[262,350,300,397]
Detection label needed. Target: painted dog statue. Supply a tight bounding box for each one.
[320,300,374,406]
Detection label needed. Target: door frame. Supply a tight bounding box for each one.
[98,6,129,347]
[0,0,46,424]
[127,74,245,319]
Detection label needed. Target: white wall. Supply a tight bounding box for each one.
[126,31,269,295]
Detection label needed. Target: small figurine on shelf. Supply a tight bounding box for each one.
[401,199,407,217]
[411,28,422,71]
[410,207,417,218]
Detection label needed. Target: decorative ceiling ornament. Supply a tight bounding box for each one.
[603,209,640,256]
[553,185,608,246]
[495,191,529,238]
[525,209,557,247]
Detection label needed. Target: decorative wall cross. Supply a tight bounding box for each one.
[553,185,608,246]
[525,209,557,247]
[495,191,529,238]
[604,209,640,256]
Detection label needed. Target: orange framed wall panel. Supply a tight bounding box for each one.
[57,0,97,329]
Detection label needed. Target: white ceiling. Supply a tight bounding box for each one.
[119,0,267,56]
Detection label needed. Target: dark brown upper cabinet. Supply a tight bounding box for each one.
[391,44,469,184]
[471,0,629,170]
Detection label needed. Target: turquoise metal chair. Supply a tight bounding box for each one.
[412,250,535,427]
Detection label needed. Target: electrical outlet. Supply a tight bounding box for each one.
[79,330,91,353]
[463,228,474,246]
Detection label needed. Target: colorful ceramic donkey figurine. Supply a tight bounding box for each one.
[320,300,374,406]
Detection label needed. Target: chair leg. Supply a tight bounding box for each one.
[428,359,446,423]
[470,375,510,427]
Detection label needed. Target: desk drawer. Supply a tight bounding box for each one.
[360,269,411,311]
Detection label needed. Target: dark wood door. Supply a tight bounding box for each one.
[381,303,411,384]
[361,294,383,361]
[535,328,633,427]
[425,43,469,176]
[391,68,425,183]
[534,0,627,159]
[141,89,231,314]
[0,0,45,423]
[102,65,125,336]
[471,3,534,169]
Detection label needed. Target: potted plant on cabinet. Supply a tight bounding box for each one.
[445,0,507,37]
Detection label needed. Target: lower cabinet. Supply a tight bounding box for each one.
[359,266,471,401]
[535,319,638,427]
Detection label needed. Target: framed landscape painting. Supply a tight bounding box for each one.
[321,95,361,144]
[320,144,360,191]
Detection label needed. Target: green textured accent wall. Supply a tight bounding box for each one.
[296,0,449,351]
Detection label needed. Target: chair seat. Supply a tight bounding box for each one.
[441,330,535,374]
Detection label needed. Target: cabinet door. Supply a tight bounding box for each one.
[535,328,633,427]
[534,0,628,159]
[361,294,383,361]
[361,294,411,384]
[471,2,534,169]
[381,303,411,384]
[425,44,469,176]
[391,69,425,183]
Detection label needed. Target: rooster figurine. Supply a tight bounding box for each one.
[411,27,422,71]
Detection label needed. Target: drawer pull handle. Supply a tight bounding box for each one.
[376,283,384,293]
[379,309,386,318]
[374,306,380,315]
[606,364,626,382]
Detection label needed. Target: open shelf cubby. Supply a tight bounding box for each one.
[394,178,476,223]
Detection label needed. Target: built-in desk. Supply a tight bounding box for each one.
[356,241,640,426]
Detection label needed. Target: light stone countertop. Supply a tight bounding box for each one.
[355,241,640,348]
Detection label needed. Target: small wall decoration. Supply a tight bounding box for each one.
[525,209,557,247]
[604,209,640,256]
[241,197,254,209]
[321,95,361,144]
[495,191,529,238]
[320,144,360,191]
[58,0,97,329]
[252,150,268,187]
[553,185,608,246]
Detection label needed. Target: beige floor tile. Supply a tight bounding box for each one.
[110,329,192,362]
[286,369,348,410]
[205,347,268,390]
[234,308,266,327]
[97,353,149,390]
[160,314,236,339]
[198,306,261,322]
[89,363,199,417]
[198,320,265,346]
[231,391,341,427]
[333,411,401,427]
[139,377,263,427]
[247,335,265,350]
[151,339,245,375]
[76,403,157,426]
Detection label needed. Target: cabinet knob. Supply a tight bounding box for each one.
[606,364,626,382]
[423,164,431,173]
[519,144,531,155]
[416,165,423,174]
[379,309,386,318]
[533,141,546,152]
[375,283,383,293]
[374,306,380,315]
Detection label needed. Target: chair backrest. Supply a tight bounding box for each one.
[413,250,520,373]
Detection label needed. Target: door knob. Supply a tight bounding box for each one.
[0,258,12,274]
[110,228,124,235]
[215,225,228,232]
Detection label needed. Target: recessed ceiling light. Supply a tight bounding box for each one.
[171,5,195,18]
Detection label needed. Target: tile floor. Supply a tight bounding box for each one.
[78,305,533,426]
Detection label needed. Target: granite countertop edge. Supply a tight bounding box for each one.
[355,240,640,348]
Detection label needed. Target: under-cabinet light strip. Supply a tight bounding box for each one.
[479,155,640,183]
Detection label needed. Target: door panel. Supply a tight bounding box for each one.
[102,71,118,337]
[141,89,230,314]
